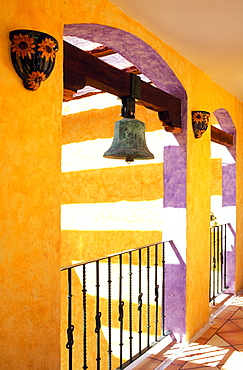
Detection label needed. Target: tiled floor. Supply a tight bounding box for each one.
[132,293,243,370]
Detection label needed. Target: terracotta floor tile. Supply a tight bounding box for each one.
[224,305,240,312]
[149,353,167,362]
[170,358,187,366]
[131,356,161,370]
[232,296,243,304]
[180,362,211,369]
[228,318,243,329]
[221,364,243,370]
[184,368,220,370]
[130,296,243,370]
[193,338,208,345]
[217,320,242,333]
[233,344,243,351]
[177,345,230,367]
[211,318,227,329]
[220,351,243,369]
[218,331,243,346]
[210,307,219,315]
[162,343,184,358]
[199,328,218,340]
[164,364,181,370]
[181,361,220,369]
[229,309,243,319]
[149,341,177,361]
[217,346,238,366]
[206,334,231,347]
[216,311,235,320]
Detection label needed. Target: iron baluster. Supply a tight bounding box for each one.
[107,257,112,370]
[209,229,213,302]
[209,228,212,302]
[118,301,125,322]
[224,224,228,289]
[162,242,166,336]
[154,244,159,342]
[138,293,143,311]
[212,227,216,304]
[147,246,151,349]
[220,225,223,292]
[118,254,124,369]
[66,268,74,370]
[95,261,102,369]
[129,251,133,362]
[216,226,220,296]
[138,249,142,355]
[82,265,88,370]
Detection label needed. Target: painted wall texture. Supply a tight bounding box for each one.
[1,0,243,368]
[0,2,63,369]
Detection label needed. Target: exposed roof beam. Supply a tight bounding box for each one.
[86,45,116,58]
[64,41,181,131]
[211,125,234,146]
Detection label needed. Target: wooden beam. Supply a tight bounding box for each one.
[211,125,234,146]
[64,41,181,130]
[64,68,86,92]
[87,45,115,58]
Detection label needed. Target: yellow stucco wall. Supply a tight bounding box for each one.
[2,0,243,367]
[186,85,243,339]
[61,105,163,265]
[0,2,63,369]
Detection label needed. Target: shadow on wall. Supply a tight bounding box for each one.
[164,240,186,342]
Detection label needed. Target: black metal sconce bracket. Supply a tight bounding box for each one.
[120,74,141,119]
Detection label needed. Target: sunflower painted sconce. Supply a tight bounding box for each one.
[192,111,210,138]
[9,29,59,91]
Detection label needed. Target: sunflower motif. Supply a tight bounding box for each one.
[11,33,36,59]
[192,112,205,124]
[27,71,46,90]
[38,38,57,62]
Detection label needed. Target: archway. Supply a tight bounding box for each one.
[63,23,188,341]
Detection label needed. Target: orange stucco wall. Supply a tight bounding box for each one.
[61,105,163,265]
[2,0,243,367]
[0,2,63,369]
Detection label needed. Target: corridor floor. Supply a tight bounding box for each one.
[132,293,243,370]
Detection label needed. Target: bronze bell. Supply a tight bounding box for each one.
[103,117,154,162]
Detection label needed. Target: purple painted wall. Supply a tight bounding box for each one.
[164,241,186,341]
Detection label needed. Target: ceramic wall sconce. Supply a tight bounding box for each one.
[192,110,210,138]
[10,29,59,91]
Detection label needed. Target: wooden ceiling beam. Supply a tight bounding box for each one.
[86,45,116,58]
[211,125,234,146]
[64,41,181,131]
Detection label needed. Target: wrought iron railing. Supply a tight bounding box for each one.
[209,224,229,304]
[61,241,171,370]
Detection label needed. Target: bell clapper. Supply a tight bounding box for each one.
[125,155,134,164]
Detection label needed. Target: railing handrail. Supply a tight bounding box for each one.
[61,240,171,271]
[210,223,228,228]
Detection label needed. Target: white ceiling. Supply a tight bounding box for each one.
[110,0,243,101]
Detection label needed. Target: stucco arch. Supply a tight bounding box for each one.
[64,24,186,100]
[64,23,188,339]
[64,23,188,204]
